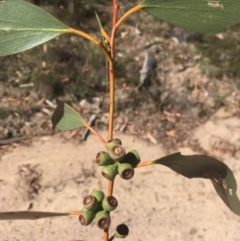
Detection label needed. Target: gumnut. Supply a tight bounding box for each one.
[79,210,95,226]
[83,195,99,211]
[109,145,126,161]
[102,195,118,212]
[101,164,118,180]
[95,211,111,229]
[106,138,122,151]
[122,150,141,167]
[118,163,134,180]
[96,151,115,166]
[91,190,105,202]
[115,224,129,238]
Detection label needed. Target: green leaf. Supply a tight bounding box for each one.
[51,99,86,131]
[140,0,240,33]
[0,211,69,220]
[95,12,104,33]
[153,153,240,216]
[0,0,68,56]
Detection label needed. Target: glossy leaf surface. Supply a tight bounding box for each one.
[51,99,86,131]
[153,153,240,215]
[140,0,240,33]
[0,0,68,56]
[0,211,69,220]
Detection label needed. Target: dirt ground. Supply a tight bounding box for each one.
[1,107,240,241]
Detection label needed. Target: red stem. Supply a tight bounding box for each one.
[112,0,119,29]
[110,4,142,59]
[103,2,119,241]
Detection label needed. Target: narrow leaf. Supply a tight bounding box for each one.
[0,0,68,56]
[153,153,240,215]
[0,211,69,220]
[51,99,86,131]
[95,12,103,32]
[140,0,240,33]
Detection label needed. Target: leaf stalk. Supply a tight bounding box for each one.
[65,28,112,64]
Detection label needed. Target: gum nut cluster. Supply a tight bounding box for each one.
[79,190,118,229]
[96,138,141,180]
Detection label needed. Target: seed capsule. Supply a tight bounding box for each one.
[91,190,105,202]
[96,151,115,166]
[101,164,118,180]
[118,163,134,180]
[122,150,141,167]
[115,224,129,238]
[109,145,126,161]
[95,211,111,229]
[79,210,95,226]
[106,138,122,151]
[102,195,118,212]
[83,195,99,211]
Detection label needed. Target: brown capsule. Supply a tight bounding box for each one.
[109,145,126,161]
[95,211,111,229]
[106,138,122,151]
[118,163,134,180]
[102,195,118,212]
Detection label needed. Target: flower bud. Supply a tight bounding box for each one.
[96,151,115,166]
[83,195,99,211]
[115,224,129,238]
[102,195,118,212]
[79,210,95,226]
[118,163,134,180]
[122,150,141,167]
[106,138,122,151]
[109,145,126,161]
[95,211,111,229]
[101,164,118,180]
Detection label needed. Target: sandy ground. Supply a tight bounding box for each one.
[1,107,240,241]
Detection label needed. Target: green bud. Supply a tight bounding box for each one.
[95,211,111,229]
[96,151,115,166]
[101,164,118,180]
[79,210,95,226]
[102,195,118,212]
[118,163,134,180]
